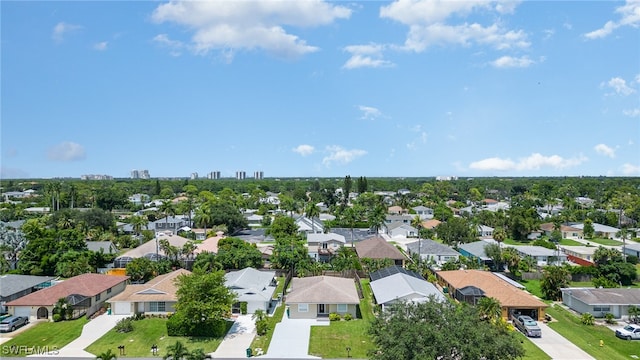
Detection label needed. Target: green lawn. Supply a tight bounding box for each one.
[250,301,285,352]
[585,238,623,246]
[570,281,594,287]
[86,318,225,357]
[558,238,584,246]
[519,279,545,300]
[545,305,640,360]
[308,279,376,358]
[1,317,88,357]
[272,276,285,299]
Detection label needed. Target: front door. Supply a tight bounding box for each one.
[318,304,326,314]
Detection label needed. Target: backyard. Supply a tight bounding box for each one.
[584,238,623,246]
[85,317,226,357]
[0,317,88,357]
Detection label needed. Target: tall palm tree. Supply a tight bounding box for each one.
[195,203,212,239]
[343,207,357,247]
[68,183,77,209]
[160,200,176,229]
[616,228,629,262]
[51,182,62,211]
[368,204,387,234]
[130,215,147,244]
[305,202,320,234]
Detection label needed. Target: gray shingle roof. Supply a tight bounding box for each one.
[225,268,276,302]
[406,239,460,256]
[286,276,359,304]
[562,288,640,305]
[0,275,55,298]
[370,272,445,305]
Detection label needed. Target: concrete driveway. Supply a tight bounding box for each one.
[261,315,329,359]
[528,322,595,360]
[211,315,256,358]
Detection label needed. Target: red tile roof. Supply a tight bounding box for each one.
[6,273,129,306]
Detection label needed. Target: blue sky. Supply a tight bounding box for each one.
[2,0,639,179]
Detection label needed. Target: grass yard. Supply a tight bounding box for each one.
[546,305,640,360]
[1,317,88,357]
[558,238,584,246]
[519,279,546,300]
[250,301,285,352]
[585,238,623,246]
[86,318,225,357]
[569,281,595,287]
[272,276,285,299]
[308,279,376,358]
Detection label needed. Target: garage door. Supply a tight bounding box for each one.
[13,307,30,318]
[113,302,131,315]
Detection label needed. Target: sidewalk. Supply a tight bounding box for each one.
[211,315,256,358]
[29,314,128,358]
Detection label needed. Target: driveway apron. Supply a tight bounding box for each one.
[211,314,256,358]
[262,315,329,359]
[528,322,595,360]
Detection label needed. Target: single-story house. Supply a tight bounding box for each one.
[420,219,441,230]
[369,266,445,311]
[246,214,264,227]
[0,275,54,314]
[561,288,640,319]
[477,225,494,238]
[406,239,460,266]
[114,233,193,268]
[624,243,640,258]
[387,206,406,215]
[387,223,418,238]
[509,245,568,266]
[5,273,129,321]
[194,232,225,255]
[437,269,548,321]
[307,233,346,262]
[285,276,359,319]
[85,241,118,254]
[540,223,583,239]
[108,269,189,315]
[559,246,597,265]
[412,206,434,220]
[225,267,277,314]
[355,236,407,266]
[294,215,324,234]
[457,240,497,268]
[572,222,620,239]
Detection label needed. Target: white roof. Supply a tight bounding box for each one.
[370,273,445,305]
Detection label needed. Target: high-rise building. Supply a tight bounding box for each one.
[207,171,221,180]
[190,172,199,180]
[131,169,150,179]
[235,171,246,180]
[131,169,139,179]
[254,171,264,180]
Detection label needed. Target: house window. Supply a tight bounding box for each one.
[150,302,166,312]
[107,288,112,294]
[95,294,101,301]
[337,304,348,313]
[593,306,610,312]
[298,304,308,312]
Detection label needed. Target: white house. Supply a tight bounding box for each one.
[307,233,346,261]
[225,268,277,314]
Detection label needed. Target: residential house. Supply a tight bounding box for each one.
[559,246,597,266]
[0,275,54,313]
[561,288,640,319]
[285,276,359,319]
[355,236,407,267]
[540,223,583,239]
[109,269,188,315]
[477,225,494,239]
[225,268,277,314]
[387,206,405,215]
[246,213,264,227]
[575,196,595,208]
[387,223,418,238]
[114,233,193,268]
[406,239,460,266]
[85,241,118,254]
[457,239,498,268]
[437,270,548,321]
[5,273,129,320]
[294,215,324,234]
[153,216,189,235]
[509,245,568,266]
[385,214,413,226]
[412,206,434,220]
[572,222,620,239]
[369,266,445,311]
[307,233,346,262]
[128,194,150,206]
[420,219,441,230]
[624,243,640,259]
[194,232,225,255]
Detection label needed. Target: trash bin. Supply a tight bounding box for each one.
[246,347,252,357]
[107,308,112,315]
[286,307,290,318]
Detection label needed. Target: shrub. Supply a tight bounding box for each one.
[256,319,269,335]
[604,313,616,324]
[166,312,189,336]
[581,312,595,326]
[240,302,248,315]
[52,314,62,322]
[343,313,353,321]
[115,317,134,333]
[329,313,341,321]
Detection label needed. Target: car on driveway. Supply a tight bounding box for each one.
[615,324,640,340]
[0,316,29,332]
[513,315,542,338]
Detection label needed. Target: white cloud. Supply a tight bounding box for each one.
[622,163,640,175]
[342,44,394,69]
[358,105,383,120]
[151,1,351,60]
[93,41,108,51]
[469,153,587,171]
[322,146,367,166]
[292,144,315,156]
[47,141,86,161]
[594,143,616,158]
[623,108,640,117]
[602,77,636,96]
[491,55,535,68]
[585,0,640,39]
[153,34,186,57]
[52,22,82,43]
[379,1,529,53]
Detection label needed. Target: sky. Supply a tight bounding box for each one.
[1,0,639,179]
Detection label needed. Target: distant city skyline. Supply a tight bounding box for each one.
[1,1,639,179]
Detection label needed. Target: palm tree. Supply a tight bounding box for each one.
[160,200,176,229]
[163,340,189,360]
[343,207,357,247]
[368,204,387,234]
[51,182,62,211]
[628,305,640,324]
[477,296,502,323]
[494,227,507,248]
[305,202,320,234]
[195,203,212,240]
[616,228,630,262]
[95,349,117,360]
[130,215,147,244]
[68,183,77,209]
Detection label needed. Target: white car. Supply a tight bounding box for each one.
[615,324,640,340]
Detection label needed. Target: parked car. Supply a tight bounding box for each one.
[0,316,28,332]
[615,324,640,340]
[513,315,542,338]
